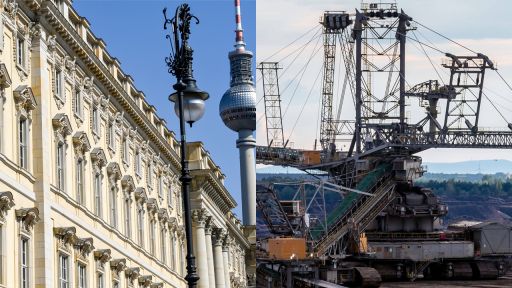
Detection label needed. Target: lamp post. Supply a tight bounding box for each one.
[163,4,209,288]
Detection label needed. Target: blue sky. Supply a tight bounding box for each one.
[73,0,256,218]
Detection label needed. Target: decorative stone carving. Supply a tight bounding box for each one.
[222,234,232,250]
[64,55,76,72]
[212,228,226,246]
[46,34,56,52]
[121,175,135,193]
[168,217,177,232]
[53,227,78,245]
[110,259,127,275]
[90,148,107,168]
[29,22,42,42]
[125,267,140,282]
[0,192,14,221]
[52,113,73,137]
[82,76,93,91]
[13,85,36,115]
[74,237,94,256]
[146,198,158,214]
[107,162,121,181]
[4,0,18,20]
[72,131,91,156]
[138,275,152,287]
[15,207,39,231]
[204,216,213,234]
[157,208,169,223]
[177,225,185,239]
[134,187,147,203]
[0,63,12,88]
[191,208,208,227]
[150,283,164,288]
[94,249,112,267]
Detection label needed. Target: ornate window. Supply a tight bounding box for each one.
[16,36,25,68]
[122,136,129,165]
[94,173,102,216]
[74,237,93,288]
[167,182,174,208]
[0,63,12,154]
[91,148,107,218]
[108,122,115,150]
[58,253,70,288]
[53,114,72,193]
[134,149,141,177]
[146,159,153,188]
[120,175,135,238]
[56,142,65,190]
[125,267,140,288]
[135,188,147,248]
[0,192,14,284]
[14,86,36,171]
[158,174,163,200]
[137,203,144,247]
[20,237,29,288]
[110,259,126,288]
[74,88,83,118]
[77,263,86,288]
[55,69,63,100]
[160,224,166,264]
[149,218,156,255]
[76,158,84,203]
[16,208,40,288]
[92,106,100,135]
[97,271,104,288]
[107,163,121,228]
[73,132,91,206]
[94,250,111,288]
[19,117,29,169]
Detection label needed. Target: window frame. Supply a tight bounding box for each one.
[55,69,63,99]
[94,172,102,217]
[19,117,29,169]
[124,196,131,238]
[77,262,87,288]
[76,158,85,205]
[58,253,70,288]
[109,184,117,227]
[16,36,26,68]
[20,237,30,288]
[56,141,65,191]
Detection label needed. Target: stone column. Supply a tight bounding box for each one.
[204,217,216,288]
[192,209,210,288]
[212,228,226,288]
[222,235,231,288]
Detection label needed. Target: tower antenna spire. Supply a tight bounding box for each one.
[234,0,246,51]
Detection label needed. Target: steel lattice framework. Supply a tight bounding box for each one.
[259,62,285,147]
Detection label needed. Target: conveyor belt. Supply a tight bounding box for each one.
[294,277,348,288]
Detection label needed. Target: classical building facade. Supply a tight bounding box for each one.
[0,0,250,288]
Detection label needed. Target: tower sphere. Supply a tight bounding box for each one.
[219,82,256,132]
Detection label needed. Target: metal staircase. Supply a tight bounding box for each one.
[314,175,396,256]
[256,186,295,236]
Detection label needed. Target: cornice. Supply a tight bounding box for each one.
[36,1,181,172]
[191,169,236,214]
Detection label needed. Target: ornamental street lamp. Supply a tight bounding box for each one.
[163,4,209,288]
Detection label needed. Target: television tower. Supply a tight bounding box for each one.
[219,0,256,226]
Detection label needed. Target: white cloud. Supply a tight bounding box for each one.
[256,0,512,162]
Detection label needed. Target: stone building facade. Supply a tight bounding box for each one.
[0,0,250,288]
